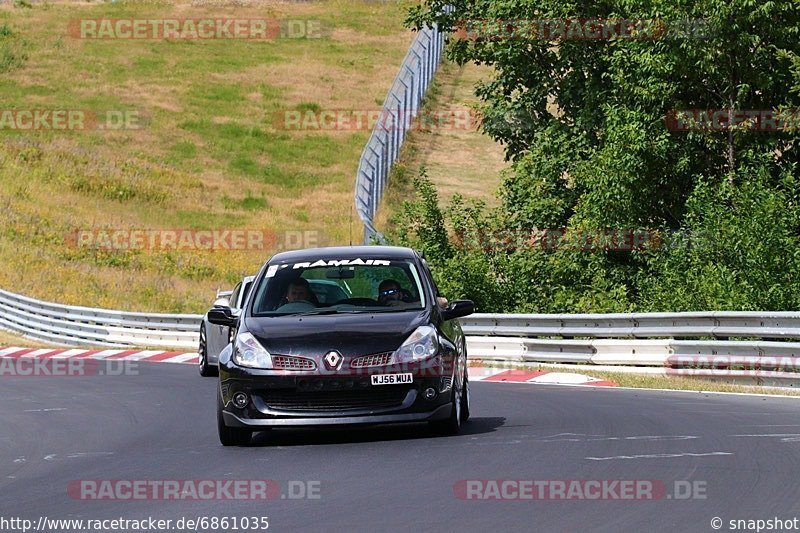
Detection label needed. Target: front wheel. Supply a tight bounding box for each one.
[460,371,470,423]
[430,369,464,436]
[217,389,251,446]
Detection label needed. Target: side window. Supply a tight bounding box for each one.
[421,259,441,297]
[240,281,253,309]
[228,283,242,310]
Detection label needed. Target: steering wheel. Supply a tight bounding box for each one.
[275,301,317,313]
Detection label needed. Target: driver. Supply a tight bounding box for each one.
[378,279,403,306]
[285,278,313,303]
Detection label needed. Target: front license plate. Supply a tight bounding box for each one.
[371,373,413,386]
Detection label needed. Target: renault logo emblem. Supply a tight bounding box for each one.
[323,350,343,370]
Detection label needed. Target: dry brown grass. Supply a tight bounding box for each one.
[375,60,507,230]
[412,62,507,204]
[0,329,41,348]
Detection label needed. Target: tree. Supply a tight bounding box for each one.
[395,0,800,311]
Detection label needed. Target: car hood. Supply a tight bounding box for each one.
[244,310,430,357]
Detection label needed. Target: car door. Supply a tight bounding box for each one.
[421,258,467,379]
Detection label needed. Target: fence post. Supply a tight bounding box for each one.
[354,19,451,244]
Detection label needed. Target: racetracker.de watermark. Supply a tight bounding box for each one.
[273,108,480,132]
[68,479,321,500]
[64,229,321,252]
[68,18,326,40]
[454,479,707,500]
[667,356,800,376]
[0,516,270,533]
[453,18,710,41]
[666,109,800,132]
[453,228,663,253]
[0,358,138,377]
[0,110,142,131]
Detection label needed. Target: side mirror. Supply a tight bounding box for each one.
[208,307,238,328]
[212,297,230,308]
[440,300,475,321]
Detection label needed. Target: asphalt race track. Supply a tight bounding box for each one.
[2,362,800,532]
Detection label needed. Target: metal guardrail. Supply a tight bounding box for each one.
[464,312,800,385]
[2,288,800,382]
[461,311,800,364]
[0,289,202,349]
[354,18,449,243]
[461,312,800,339]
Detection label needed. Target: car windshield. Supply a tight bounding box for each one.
[250,258,426,316]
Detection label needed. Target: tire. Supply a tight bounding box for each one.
[460,369,470,423]
[430,368,463,436]
[217,388,251,446]
[198,323,218,377]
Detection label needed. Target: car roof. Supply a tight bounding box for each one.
[268,245,418,263]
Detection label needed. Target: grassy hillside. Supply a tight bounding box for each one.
[376,60,507,232]
[0,0,413,312]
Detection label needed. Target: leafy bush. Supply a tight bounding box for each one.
[639,158,800,310]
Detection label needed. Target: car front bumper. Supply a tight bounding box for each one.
[219,359,456,428]
[222,404,452,428]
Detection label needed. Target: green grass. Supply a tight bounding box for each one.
[584,369,800,396]
[222,191,268,211]
[0,22,27,72]
[0,328,40,348]
[0,0,414,312]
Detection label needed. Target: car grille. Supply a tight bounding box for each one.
[272,355,316,371]
[350,351,393,368]
[261,387,411,412]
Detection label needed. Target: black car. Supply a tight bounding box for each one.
[208,246,475,446]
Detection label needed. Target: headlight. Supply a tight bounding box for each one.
[394,326,439,363]
[232,332,273,369]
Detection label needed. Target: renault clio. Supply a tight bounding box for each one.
[208,246,474,446]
